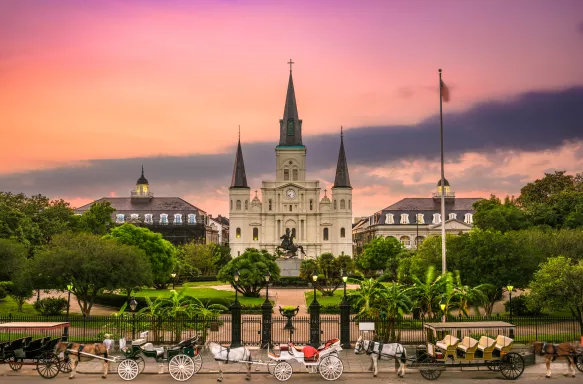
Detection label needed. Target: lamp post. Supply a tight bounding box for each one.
[171,273,177,290]
[230,270,242,347]
[129,297,138,340]
[507,285,514,322]
[63,282,73,341]
[261,271,273,349]
[309,271,321,348]
[440,296,446,323]
[339,270,350,349]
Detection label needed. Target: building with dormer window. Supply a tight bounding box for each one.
[228,63,352,258]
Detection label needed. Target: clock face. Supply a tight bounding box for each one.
[286,189,296,199]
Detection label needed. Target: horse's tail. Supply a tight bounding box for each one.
[400,345,407,364]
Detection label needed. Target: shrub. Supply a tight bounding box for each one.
[0,281,14,293]
[504,294,541,316]
[34,297,69,315]
[0,286,7,300]
[272,276,309,288]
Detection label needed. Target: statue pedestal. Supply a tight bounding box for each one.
[276,258,302,277]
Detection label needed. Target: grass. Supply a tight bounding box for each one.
[0,296,37,315]
[135,287,265,306]
[304,289,355,306]
[182,281,223,287]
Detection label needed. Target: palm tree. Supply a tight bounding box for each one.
[451,271,493,317]
[348,278,386,319]
[409,266,448,319]
[383,282,414,342]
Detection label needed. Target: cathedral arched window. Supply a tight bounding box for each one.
[236,228,241,238]
[253,227,259,241]
[292,168,298,181]
[309,199,313,211]
[287,118,294,136]
[323,228,329,241]
[289,205,292,212]
[340,199,346,209]
[340,228,346,238]
[236,200,241,210]
[245,200,248,210]
[334,200,337,210]
[269,199,272,211]
[284,169,290,181]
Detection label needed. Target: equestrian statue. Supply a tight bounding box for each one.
[276,228,306,259]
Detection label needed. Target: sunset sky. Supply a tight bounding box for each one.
[1,0,583,217]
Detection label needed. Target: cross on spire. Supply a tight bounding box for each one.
[287,58,294,72]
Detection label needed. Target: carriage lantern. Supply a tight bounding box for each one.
[129,297,138,312]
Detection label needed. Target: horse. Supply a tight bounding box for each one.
[55,341,110,379]
[533,341,580,378]
[205,341,253,382]
[354,336,407,377]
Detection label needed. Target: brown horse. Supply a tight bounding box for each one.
[55,341,110,379]
[532,341,579,378]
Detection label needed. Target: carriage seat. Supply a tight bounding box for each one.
[457,337,478,352]
[142,343,165,356]
[436,335,459,351]
[132,338,147,346]
[495,336,513,351]
[477,336,496,352]
[319,338,340,351]
[289,343,304,353]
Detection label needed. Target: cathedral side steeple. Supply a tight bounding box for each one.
[230,130,249,189]
[333,127,351,188]
[279,59,303,146]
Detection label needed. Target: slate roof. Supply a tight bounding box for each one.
[74,197,205,215]
[136,165,148,185]
[230,138,249,188]
[333,129,351,188]
[279,70,303,146]
[382,198,481,211]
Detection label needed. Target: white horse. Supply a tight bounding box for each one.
[354,336,408,377]
[206,341,252,382]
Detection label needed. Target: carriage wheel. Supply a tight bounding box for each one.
[500,352,524,380]
[418,356,442,380]
[8,356,23,371]
[486,360,501,371]
[575,355,583,373]
[58,356,72,373]
[118,359,140,381]
[134,356,145,374]
[37,353,60,379]
[169,354,196,381]
[192,353,203,374]
[273,361,293,382]
[319,355,344,381]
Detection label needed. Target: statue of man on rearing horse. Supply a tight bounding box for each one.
[276,228,306,259]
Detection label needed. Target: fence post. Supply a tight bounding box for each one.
[261,298,273,349]
[309,297,321,348]
[230,299,242,348]
[340,296,350,349]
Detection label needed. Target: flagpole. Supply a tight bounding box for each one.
[439,68,446,277]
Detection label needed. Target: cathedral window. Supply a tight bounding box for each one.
[116,214,125,224]
[236,200,241,210]
[464,213,473,224]
[292,168,298,181]
[284,169,290,181]
[432,213,441,224]
[236,227,241,238]
[340,199,346,209]
[449,213,457,220]
[416,213,424,224]
[340,228,346,238]
[188,214,196,224]
[245,200,248,210]
[289,205,292,212]
[253,227,259,241]
[400,214,410,224]
[287,118,294,136]
[144,214,153,224]
[269,199,272,211]
[385,213,394,224]
[174,214,182,225]
[323,228,329,241]
[334,200,337,210]
[160,214,168,225]
[309,199,313,211]
[400,236,411,247]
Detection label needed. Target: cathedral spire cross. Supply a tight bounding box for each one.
[288,58,294,72]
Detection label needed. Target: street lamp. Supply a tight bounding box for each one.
[339,270,350,349]
[129,297,138,340]
[342,270,348,298]
[171,273,177,290]
[261,270,273,349]
[231,270,242,347]
[312,271,319,302]
[507,284,514,321]
[264,271,271,303]
[129,297,138,312]
[440,296,446,322]
[309,271,321,348]
[233,270,240,303]
[66,282,73,318]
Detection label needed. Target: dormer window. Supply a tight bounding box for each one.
[188,214,196,224]
[400,213,409,224]
[464,213,473,224]
[174,214,182,225]
[144,214,153,224]
[116,214,125,224]
[385,213,394,224]
[449,213,457,220]
[432,213,441,224]
[416,213,424,224]
[160,214,168,225]
[130,214,139,221]
[287,118,294,136]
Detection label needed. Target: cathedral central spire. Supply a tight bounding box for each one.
[279,59,303,146]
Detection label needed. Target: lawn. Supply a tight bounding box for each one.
[182,281,224,287]
[304,289,355,306]
[0,296,36,315]
[135,287,265,306]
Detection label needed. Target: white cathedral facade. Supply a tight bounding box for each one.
[228,66,353,259]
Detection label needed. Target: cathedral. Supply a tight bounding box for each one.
[228,65,353,259]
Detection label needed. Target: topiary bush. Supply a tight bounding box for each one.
[34,297,69,315]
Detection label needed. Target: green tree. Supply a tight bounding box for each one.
[408,266,448,318]
[518,171,580,208]
[178,242,220,277]
[0,238,28,281]
[528,256,583,335]
[383,282,414,341]
[451,271,492,317]
[473,195,530,233]
[356,236,404,278]
[76,201,115,235]
[7,259,34,312]
[348,278,387,318]
[217,248,280,297]
[104,224,176,289]
[30,232,152,315]
[299,253,353,296]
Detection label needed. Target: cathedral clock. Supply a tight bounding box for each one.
[286,189,296,199]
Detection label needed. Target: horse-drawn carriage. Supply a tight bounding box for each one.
[119,332,203,381]
[0,322,71,379]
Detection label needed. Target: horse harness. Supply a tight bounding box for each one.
[65,343,107,362]
[365,341,404,361]
[540,342,575,361]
